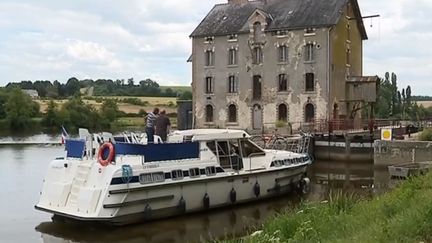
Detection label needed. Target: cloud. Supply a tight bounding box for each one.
[0,0,430,95]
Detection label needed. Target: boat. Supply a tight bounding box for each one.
[35,129,312,225]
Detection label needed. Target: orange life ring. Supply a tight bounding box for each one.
[98,142,115,166]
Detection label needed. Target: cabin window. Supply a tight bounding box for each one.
[305,73,315,92]
[139,173,152,184]
[206,141,217,155]
[139,172,165,184]
[189,168,200,178]
[205,166,217,176]
[228,48,237,65]
[241,139,265,157]
[171,170,184,180]
[278,74,288,92]
[278,45,288,62]
[305,43,314,62]
[205,105,214,123]
[152,172,165,182]
[228,104,237,123]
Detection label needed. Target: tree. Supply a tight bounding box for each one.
[42,100,61,127]
[65,77,81,96]
[100,99,120,122]
[5,88,35,129]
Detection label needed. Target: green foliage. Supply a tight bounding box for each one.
[419,128,432,141]
[177,90,192,100]
[7,78,188,98]
[40,97,123,131]
[227,173,432,243]
[42,100,61,127]
[100,99,120,122]
[275,120,287,128]
[121,98,149,106]
[375,72,426,120]
[4,88,39,130]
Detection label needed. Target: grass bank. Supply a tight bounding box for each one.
[229,173,432,242]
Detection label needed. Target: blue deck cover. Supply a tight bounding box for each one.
[115,142,200,162]
[65,139,86,158]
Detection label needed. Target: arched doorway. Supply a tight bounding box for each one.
[205,105,214,123]
[278,104,288,122]
[228,104,237,123]
[252,104,262,130]
[305,103,315,122]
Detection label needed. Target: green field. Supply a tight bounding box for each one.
[37,96,178,114]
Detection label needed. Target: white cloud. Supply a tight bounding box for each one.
[0,0,430,95]
[66,40,116,64]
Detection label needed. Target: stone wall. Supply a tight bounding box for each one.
[374,140,432,168]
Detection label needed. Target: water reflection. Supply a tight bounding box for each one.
[36,196,301,243]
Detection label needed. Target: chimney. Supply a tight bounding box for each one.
[228,0,249,5]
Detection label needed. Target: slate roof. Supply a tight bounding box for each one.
[190,0,367,40]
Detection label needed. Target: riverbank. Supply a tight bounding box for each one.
[232,173,432,242]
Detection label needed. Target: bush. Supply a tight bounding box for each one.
[275,120,287,128]
[419,128,432,141]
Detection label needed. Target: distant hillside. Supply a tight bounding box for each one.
[160,86,191,93]
[412,96,432,101]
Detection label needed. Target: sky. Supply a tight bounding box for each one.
[0,0,430,95]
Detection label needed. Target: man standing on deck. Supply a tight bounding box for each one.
[155,110,171,142]
[146,108,159,143]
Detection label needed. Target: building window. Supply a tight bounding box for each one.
[346,48,351,66]
[228,34,238,42]
[204,37,214,43]
[205,77,214,94]
[228,104,237,123]
[305,103,315,122]
[305,28,315,34]
[347,24,351,41]
[253,47,263,64]
[228,48,237,65]
[205,105,214,123]
[252,75,262,100]
[305,43,314,62]
[205,50,214,66]
[228,75,238,93]
[253,22,262,41]
[278,74,288,92]
[305,73,315,92]
[278,104,288,122]
[278,45,288,62]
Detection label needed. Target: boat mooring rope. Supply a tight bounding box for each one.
[121,165,133,184]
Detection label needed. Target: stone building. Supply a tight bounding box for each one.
[190,0,376,131]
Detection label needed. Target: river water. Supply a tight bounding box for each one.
[0,139,390,243]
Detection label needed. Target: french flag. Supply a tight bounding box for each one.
[61,126,69,145]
